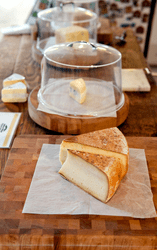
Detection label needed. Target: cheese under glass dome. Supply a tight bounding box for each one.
[36,4,97,54]
[38,41,124,118]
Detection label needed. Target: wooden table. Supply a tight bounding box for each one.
[0,29,156,161]
[0,28,156,175]
[0,27,157,249]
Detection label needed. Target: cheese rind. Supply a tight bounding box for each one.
[69,78,87,104]
[55,25,89,44]
[1,82,27,103]
[59,127,129,178]
[3,73,26,87]
[59,149,123,203]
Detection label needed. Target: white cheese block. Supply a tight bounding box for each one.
[1,82,27,103]
[3,73,26,87]
[69,78,87,104]
[55,25,89,44]
[59,127,129,179]
[59,149,123,203]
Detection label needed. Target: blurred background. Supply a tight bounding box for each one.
[0,0,156,80]
[0,0,35,40]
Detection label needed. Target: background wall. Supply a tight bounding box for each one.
[147,2,157,65]
[99,0,152,52]
[0,0,36,41]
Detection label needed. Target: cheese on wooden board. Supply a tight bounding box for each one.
[59,127,129,179]
[55,25,89,44]
[59,149,123,203]
[1,82,27,103]
[3,73,26,87]
[59,127,129,203]
[69,78,87,104]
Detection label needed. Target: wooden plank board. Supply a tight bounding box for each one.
[0,28,157,182]
[0,135,157,249]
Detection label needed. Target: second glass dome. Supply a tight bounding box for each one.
[37,4,98,54]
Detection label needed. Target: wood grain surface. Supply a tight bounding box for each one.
[0,28,157,177]
[0,135,156,249]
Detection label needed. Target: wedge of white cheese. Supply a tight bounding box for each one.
[69,78,87,104]
[1,82,27,103]
[59,149,123,203]
[59,127,129,202]
[3,73,26,87]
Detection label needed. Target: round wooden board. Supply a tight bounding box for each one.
[28,86,129,134]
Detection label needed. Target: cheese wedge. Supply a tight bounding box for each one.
[69,78,87,104]
[55,25,89,44]
[59,149,123,203]
[1,82,27,103]
[59,127,129,179]
[3,73,26,87]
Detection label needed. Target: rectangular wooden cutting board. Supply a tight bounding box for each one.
[0,135,157,249]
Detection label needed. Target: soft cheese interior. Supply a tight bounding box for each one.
[59,150,109,202]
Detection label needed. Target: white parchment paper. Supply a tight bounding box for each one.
[22,144,157,218]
